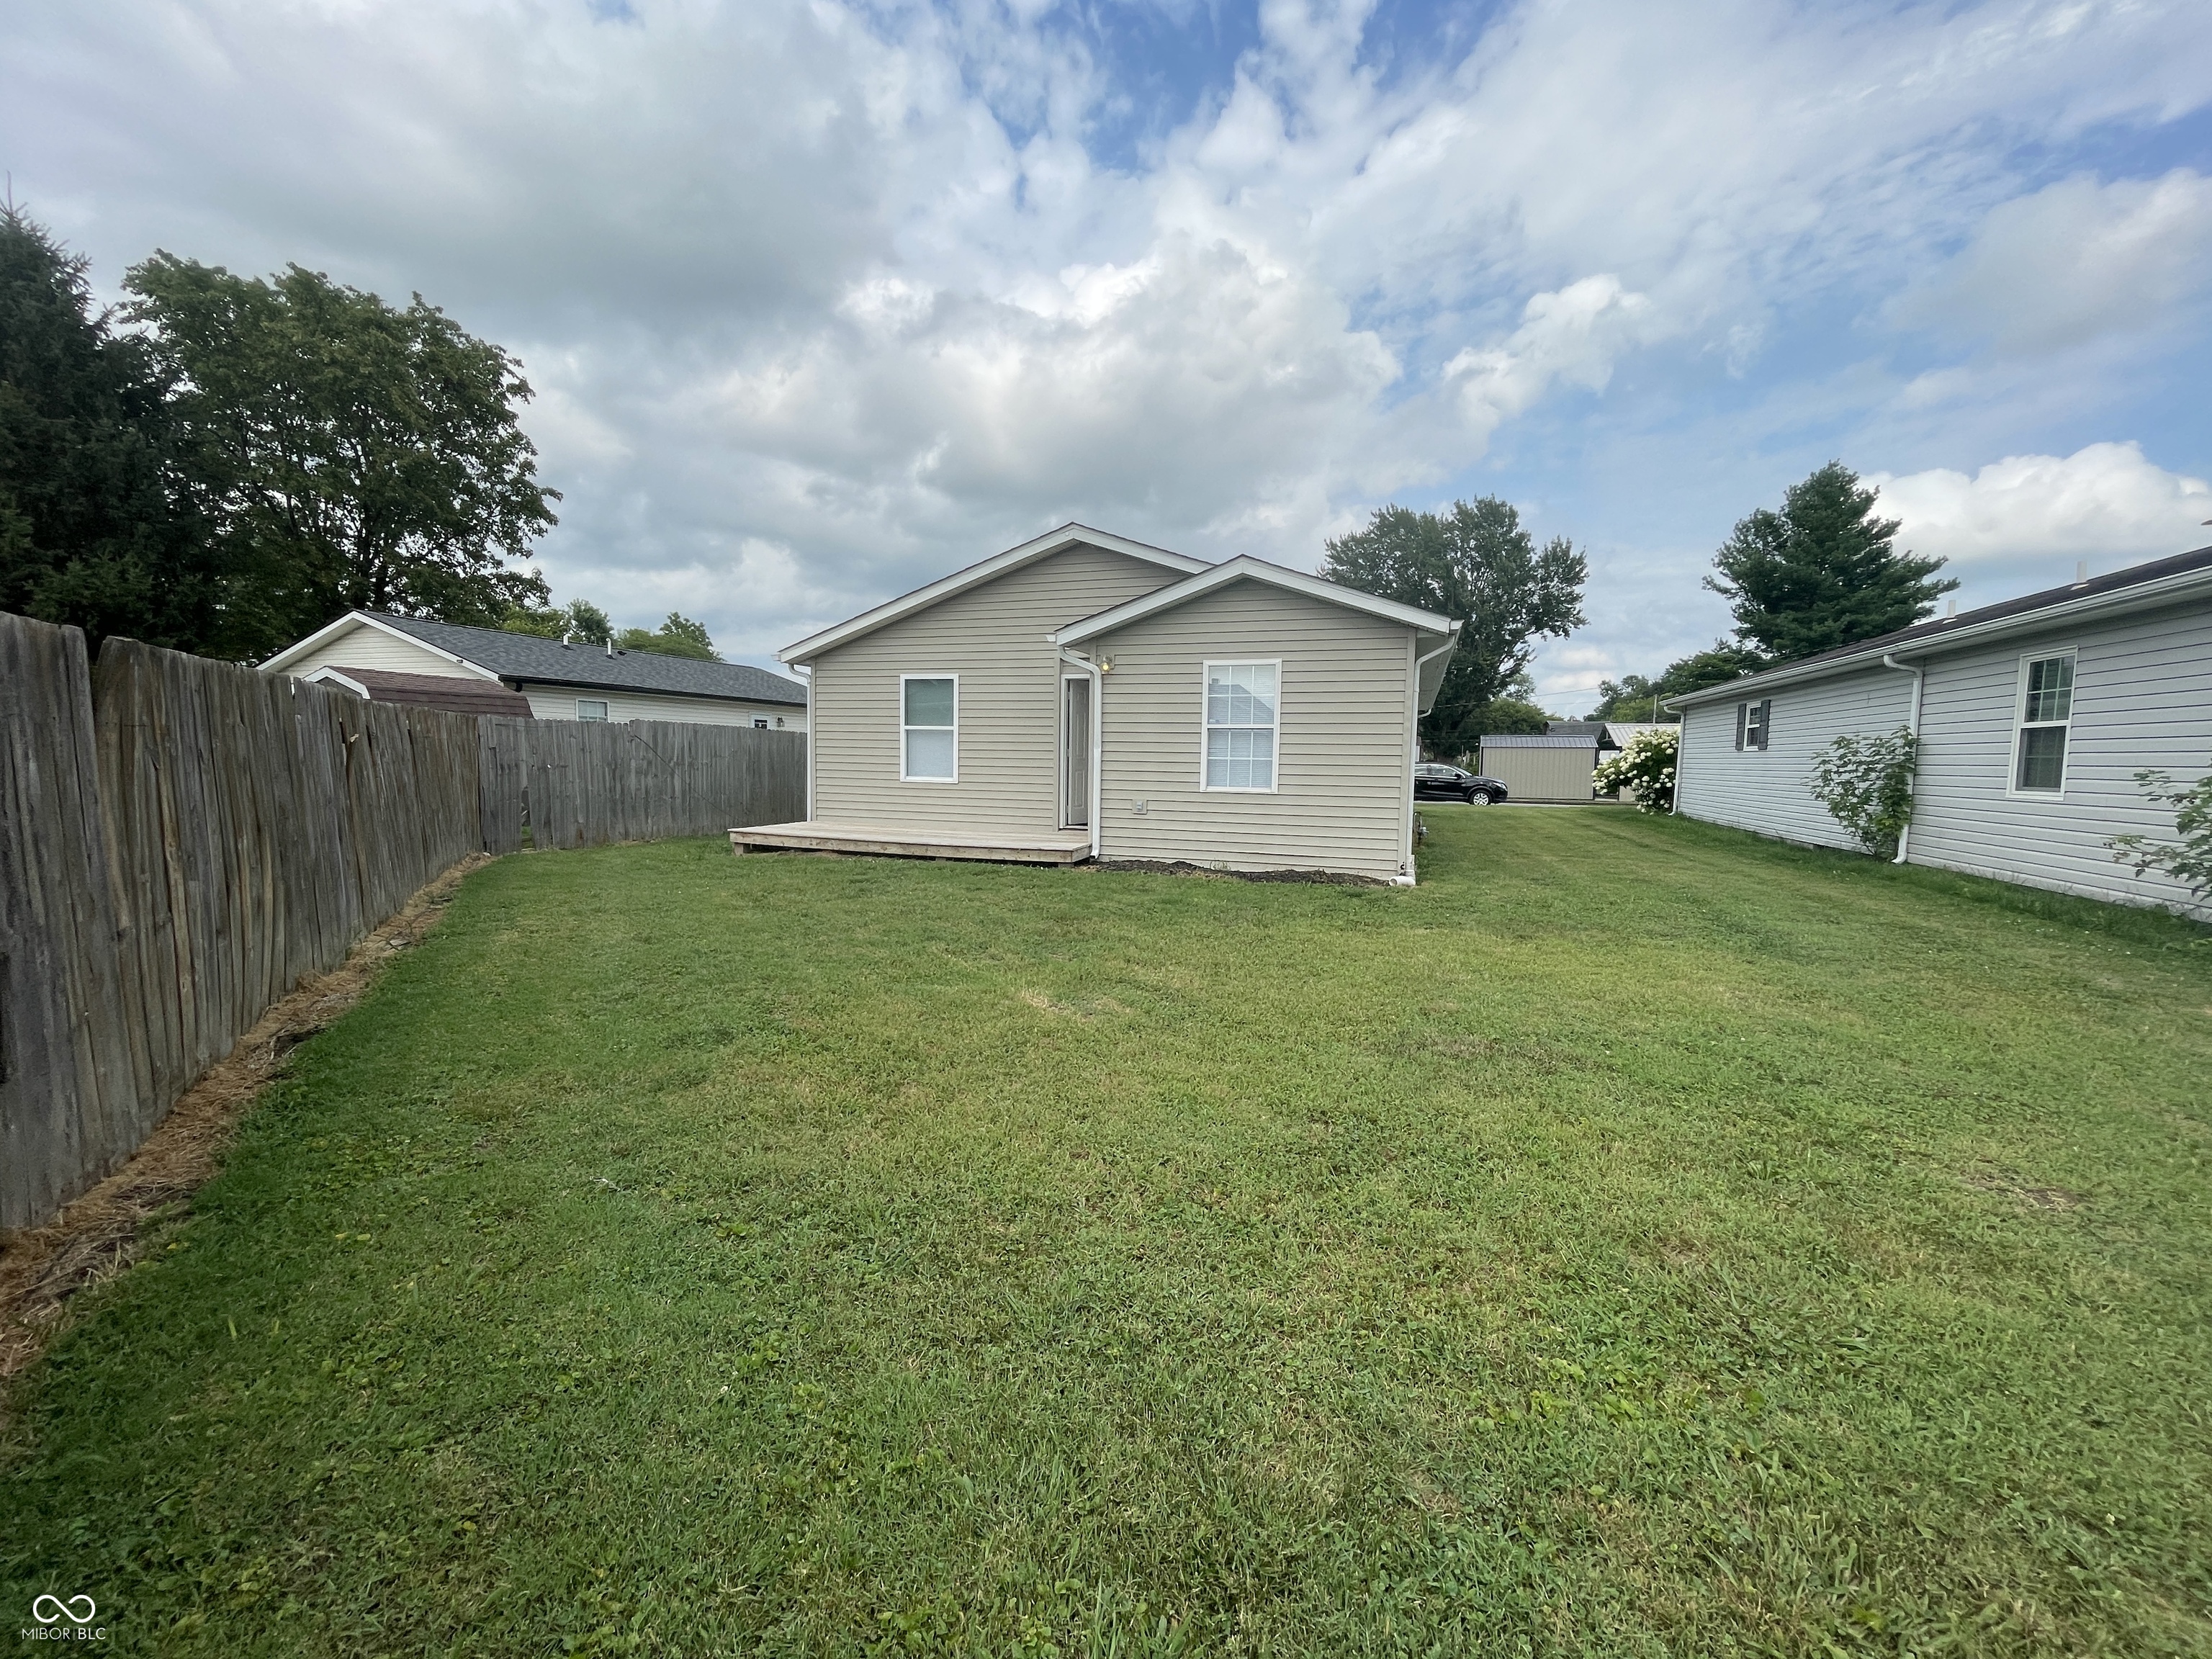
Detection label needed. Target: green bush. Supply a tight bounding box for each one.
[2110,767,2212,909]
[1808,727,1917,858]
[1592,726,1677,813]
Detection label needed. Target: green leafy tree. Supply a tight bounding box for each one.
[1807,728,1919,858]
[504,595,612,646]
[124,255,557,660]
[0,206,215,649]
[1707,462,1955,662]
[615,611,719,660]
[1323,498,1586,755]
[1586,642,1766,721]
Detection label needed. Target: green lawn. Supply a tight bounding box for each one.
[5,809,2210,1656]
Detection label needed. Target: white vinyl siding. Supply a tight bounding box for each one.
[1676,665,1914,851]
[275,621,482,681]
[1907,606,2211,909]
[806,544,1177,835]
[1093,580,1413,881]
[514,685,806,729]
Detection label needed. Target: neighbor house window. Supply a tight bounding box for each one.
[901,675,958,781]
[752,718,769,729]
[577,699,609,722]
[1734,699,1771,752]
[2013,653,2074,792]
[1202,660,1279,790]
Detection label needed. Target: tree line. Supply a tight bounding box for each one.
[0,205,722,665]
[1325,463,1957,753]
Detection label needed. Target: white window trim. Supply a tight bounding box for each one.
[576,698,610,722]
[2007,648,2076,798]
[899,672,960,784]
[1198,657,1282,793]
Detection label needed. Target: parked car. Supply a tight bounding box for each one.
[1414,763,1509,804]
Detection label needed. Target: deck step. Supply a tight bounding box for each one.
[729,822,1092,866]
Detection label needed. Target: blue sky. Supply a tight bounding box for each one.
[4,0,2209,709]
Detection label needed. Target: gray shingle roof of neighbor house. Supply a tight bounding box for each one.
[1666,543,2212,709]
[359,613,811,705]
[1481,733,1601,748]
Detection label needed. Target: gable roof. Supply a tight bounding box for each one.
[1667,544,2212,709]
[305,665,537,717]
[778,523,1210,665]
[1051,554,1462,712]
[265,612,809,706]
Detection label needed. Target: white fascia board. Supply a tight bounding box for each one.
[778,523,1210,665]
[259,611,503,681]
[301,667,369,696]
[1051,557,1458,646]
[1663,564,2212,713]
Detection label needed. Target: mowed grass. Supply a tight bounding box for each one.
[4,809,2210,1657]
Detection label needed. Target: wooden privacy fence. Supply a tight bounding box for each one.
[1,612,804,1229]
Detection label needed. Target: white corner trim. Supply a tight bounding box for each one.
[259,611,504,681]
[1053,556,1457,645]
[779,524,1209,665]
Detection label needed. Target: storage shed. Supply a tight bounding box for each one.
[1478,732,1599,802]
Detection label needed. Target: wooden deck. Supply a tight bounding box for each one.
[728,821,1094,865]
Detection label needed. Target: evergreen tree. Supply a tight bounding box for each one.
[0,205,215,649]
[1323,498,1586,755]
[1706,462,1955,662]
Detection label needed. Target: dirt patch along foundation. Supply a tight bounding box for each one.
[0,854,491,1384]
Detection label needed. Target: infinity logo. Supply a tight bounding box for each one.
[31,1593,97,1624]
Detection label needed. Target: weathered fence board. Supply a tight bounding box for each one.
[1,610,807,1229]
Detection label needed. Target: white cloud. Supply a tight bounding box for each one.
[1897,169,2212,352]
[1442,276,1661,446]
[1869,442,2212,565]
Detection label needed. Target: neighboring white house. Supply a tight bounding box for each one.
[734,524,1461,883]
[261,611,810,730]
[1666,546,2212,911]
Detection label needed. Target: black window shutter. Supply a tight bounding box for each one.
[1755,700,1772,751]
[1735,703,1747,750]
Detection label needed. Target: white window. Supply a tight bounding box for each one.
[2012,652,2074,793]
[1734,698,1771,752]
[900,675,958,781]
[752,718,769,729]
[1202,660,1279,791]
[577,699,609,722]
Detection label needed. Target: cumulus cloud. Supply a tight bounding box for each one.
[1896,169,2212,352]
[1870,443,2212,565]
[1,0,2209,669]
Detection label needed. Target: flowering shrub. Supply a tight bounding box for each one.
[2109,768,2212,909]
[1808,727,1917,858]
[1593,726,1677,814]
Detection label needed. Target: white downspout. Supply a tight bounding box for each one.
[1881,653,1924,866]
[1403,630,1461,885]
[1058,647,1104,861]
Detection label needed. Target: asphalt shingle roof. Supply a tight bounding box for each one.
[367,613,809,705]
[321,665,536,717]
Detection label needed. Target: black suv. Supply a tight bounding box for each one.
[1415,763,1509,805]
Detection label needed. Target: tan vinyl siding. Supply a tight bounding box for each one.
[516,685,806,729]
[1478,744,1598,802]
[806,544,1175,835]
[282,622,477,680]
[1092,580,1414,880]
[1905,602,2211,909]
[1676,665,1914,850]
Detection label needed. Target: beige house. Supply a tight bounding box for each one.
[735,525,1460,883]
[261,611,809,729]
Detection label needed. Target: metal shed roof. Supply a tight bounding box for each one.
[1480,732,1599,748]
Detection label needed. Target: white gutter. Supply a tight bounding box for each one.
[1400,632,1461,884]
[1665,560,2212,711]
[1058,647,1105,861]
[1881,653,1924,866]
